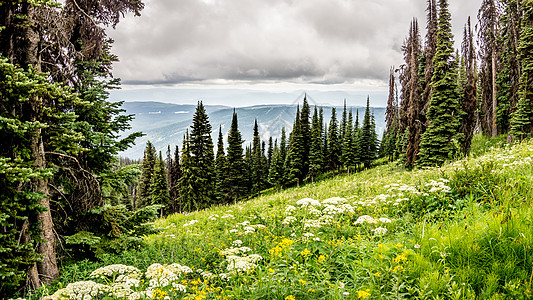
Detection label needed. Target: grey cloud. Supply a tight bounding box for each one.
[109,0,481,87]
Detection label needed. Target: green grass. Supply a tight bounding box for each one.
[29,136,533,300]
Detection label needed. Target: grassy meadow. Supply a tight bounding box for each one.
[30,136,533,299]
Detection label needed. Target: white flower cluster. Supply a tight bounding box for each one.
[282,216,297,225]
[225,254,263,272]
[373,227,388,235]
[425,179,452,193]
[43,281,110,300]
[183,219,199,227]
[219,246,252,256]
[90,264,141,280]
[295,198,321,207]
[354,215,392,225]
[108,275,141,300]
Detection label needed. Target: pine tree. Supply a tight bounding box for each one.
[510,0,533,139]
[151,152,170,216]
[168,145,181,213]
[360,97,377,168]
[341,109,355,174]
[478,0,502,137]
[286,107,305,186]
[340,100,348,149]
[418,0,462,167]
[178,131,197,212]
[308,106,324,182]
[327,107,341,171]
[188,101,215,207]
[267,136,274,168]
[268,140,283,191]
[300,95,311,178]
[137,141,156,209]
[459,17,478,154]
[226,110,248,202]
[214,126,228,203]
[251,120,264,194]
[353,109,362,169]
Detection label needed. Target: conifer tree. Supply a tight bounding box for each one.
[286,107,305,186]
[340,100,348,148]
[268,141,283,191]
[151,152,170,216]
[214,126,228,203]
[478,0,502,137]
[267,137,274,168]
[300,96,311,178]
[168,145,181,212]
[251,120,264,194]
[418,0,462,167]
[189,101,215,207]
[353,109,362,169]
[459,17,478,154]
[342,110,355,174]
[309,106,324,182]
[178,131,196,212]
[327,107,341,171]
[360,98,377,168]
[137,141,156,209]
[226,110,248,202]
[510,0,533,139]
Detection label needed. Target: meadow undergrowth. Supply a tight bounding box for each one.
[27,137,533,299]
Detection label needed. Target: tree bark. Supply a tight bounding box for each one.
[492,49,498,137]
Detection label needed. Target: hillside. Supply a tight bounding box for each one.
[34,136,533,299]
[119,101,386,159]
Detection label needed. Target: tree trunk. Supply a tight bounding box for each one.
[492,49,498,137]
[30,119,59,287]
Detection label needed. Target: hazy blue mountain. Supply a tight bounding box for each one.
[120,101,386,159]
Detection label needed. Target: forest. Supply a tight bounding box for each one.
[0,0,533,299]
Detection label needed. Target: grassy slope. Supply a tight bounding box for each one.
[37,135,533,299]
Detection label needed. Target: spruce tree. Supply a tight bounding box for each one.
[459,17,478,154]
[178,131,197,212]
[251,120,264,194]
[268,141,283,191]
[214,126,228,203]
[189,101,215,207]
[267,136,274,168]
[137,141,156,209]
[340,100,348,149]
[151,152,170,216]
[360,98,376,168]
[352,109,362,169]
[300,96,311,178]
[286,107,305,186]
[308,106,324,182]
[168,145,181,213]
[327,107,341,171]
[226,110,248,202]
[342,110,355,174]
[418,0,462,167]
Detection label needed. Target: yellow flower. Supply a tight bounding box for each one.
[300,248,311,257]
[268,268,275,274]
[356,290,371,299]
[299,279,306,285]
[393,253,407,263]
[317,255,326,263]
[285,295,296,300]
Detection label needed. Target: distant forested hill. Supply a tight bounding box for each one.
[119,101,386,159]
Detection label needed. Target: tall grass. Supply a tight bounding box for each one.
[28,136,533,299]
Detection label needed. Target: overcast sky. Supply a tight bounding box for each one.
[107,0,482,107]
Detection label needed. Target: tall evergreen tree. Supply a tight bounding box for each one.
[478,0,502,137]
[137,141,156,209]
[286,107,305,186]
[340,100,348,150]
[151,152,170,216]
[251,120,264,194]
[309,106,324,182]
[510,0,533,139]
[341,110,356,174]
[188,101,215,207]
[360,98,377,168]
[168,145,181,213]
[267,136,274,168]
[418,0,462,167]
[178,131,196,212]
[268,141,283,191]
[327,107,341,171]
[459,17,478,155]
[496,0,522,135]
[226,110,248,202]
[214,126,228,203]
[300,95,311,179]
